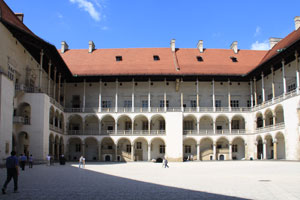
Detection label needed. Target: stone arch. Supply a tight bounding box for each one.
[150,137,165,161]
[133,114,148,132]
[54,110,59,127]
[49,106,55,125]
[274,105,284,124]
[150,114,166,133]
[54,135,60,159]
[183,137,197,161]
[183,115,197,132]
[17,102,31,124]
[215,115,229,133]
[264,109,274,126]
[101,115,115,135]
[17,131,30,156]
[84,137,98,161]
[216,137,229,160]
[68,114,83,134]
[100,137,116,161]
[275,132,285,159]
[49,133,55,156]
[256,135,263,159]
[256,112,263,128]
[132,137,149,161]
[59,136,64,156]
[199,115,213,133]
[84,114,100,134]
[200,137,213,161]
[68,137,83,161]
[117,137,132,161]
[264,134,273,159]
[231,115,245,132]
[117,115,132,134]
[232,137,245,160]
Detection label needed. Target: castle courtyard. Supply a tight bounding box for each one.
[0,161,299,200]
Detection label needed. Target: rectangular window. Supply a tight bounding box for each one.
[183,121,193,130]
[136,142,142,149]
[159,120,165,130]
[107,145,113,150]
[153,55,160,61]
[230,100,239,108]
[288,83,296,92]
[232,144,238,152]
[159,100,169,108]
[8,65,15,81]
[102,101,111,108]
[185,145,191,153]
[142,100,148,108]
[124,100,132,108]
[232,120,240,129]
[142,121,148,130]
[215,100,221,107]
[116,56,122,61]
[125,121,132,130]
[126,144,131,153]
[190,100,196,108]
[159,145,165,154]
[75,144,81,152]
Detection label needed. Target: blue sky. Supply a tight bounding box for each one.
[5,0,300,50]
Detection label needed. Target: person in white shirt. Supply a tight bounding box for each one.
[46,155,51,166]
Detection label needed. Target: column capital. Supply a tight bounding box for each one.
[48,60,52,66]
[261,72,264,77]
[273,139,278,144]
[253,77,256,81]
[281,59,285,65]
[40,49,44,56]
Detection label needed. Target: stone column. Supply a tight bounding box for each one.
[212,79,215,112]
[66,143,69,160]
[58,73,61,104]
[244,143,248,160]
[196,78,199,112]
[82,143,85,157]
[197,121,200,134]
[47,60,51,95]
[132,79,135,112]
[250,80,254,107]
[131,144,134,161]
[53,67,57,99]
[228,79,231,111]
[115,79,118,112]
[98,144,101,161]
[99,80,102,112]
[263,117,266,127]
[148,79,151,112]
[196,143,200,161]
[83,79,86,112]
[263,140,267,159]
[254,77,257,106]
[51,142,55,156]
[229,120,232,134]
[213,143,216,160]
[271,67,275,100]
[39,49,44,90]
[229,143,232,160]
[148,144,151,161]
[254,142,258,160]
[148,119,151,135]
[213,120,216,134]
[115,145,118,161]
[273,114,276,126]
[261,72,265,103]
[282,59,287,96]
[273,139,278,160]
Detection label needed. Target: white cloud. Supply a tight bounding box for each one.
[57,13,63,19]
[70,0,101,21]
[254,26,261,37]
[101,26,108,30]
[251,40,270,50]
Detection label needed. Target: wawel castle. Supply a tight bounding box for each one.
[1,0,300,164]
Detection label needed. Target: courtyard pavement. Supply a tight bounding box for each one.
[0,161,299,200]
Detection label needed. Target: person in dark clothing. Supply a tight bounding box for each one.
[19,154,27,171]
[2,151,19,194]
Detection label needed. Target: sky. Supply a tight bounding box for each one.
[5,0,300,50]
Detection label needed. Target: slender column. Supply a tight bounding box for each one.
[115,145,118,161]
[296,51,299,93]
[52,142,55,156]
[271,67,275,100]
[229,143,232,160]
[263,140,267,159]
[213,120,216,134]
[181,92,184,112]
[98,144,101,161]
[83,79,86,112]
[196,78,199,112]
[196,143,200,161]
[212,79,215,111]
[53,67,57,99]
[213,143,216,160]
[254,77,257,106]
[99,80,102,112]
[164,78,167,112]
[131,144,134,161]
[244,143,248,160]
[261,72,265,103]
[228,79,231,111]
[47,60,51,95]
[148,119,151,135]
[229,120,232,134]
[282,59,287,96]
[63,80,66,107]
[132,121,134,134]
[39,49,44,90]
[148,79,151,112]
[115,120,118,135]
[273,114,276,126]
[273,140,278,160]
[132,79,135,112]
[58,73,61,104]
[115,79,118,112]
[148,144,151,161]
[250,80,254,107]
[197,120,200,134]
[82,143,85,157]
[263,117,266,127]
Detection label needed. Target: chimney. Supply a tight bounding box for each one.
[61,41,69,53]
[230,41,238,54]
[88,41,95,53]
[15,13,24,22]
[295,16,300,30]
[269,38,282,49]
[170,39,176,52]
[197,40,204,53]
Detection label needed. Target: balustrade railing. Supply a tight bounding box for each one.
[255,122,285,133]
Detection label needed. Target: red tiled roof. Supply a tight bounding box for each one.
[59,48,268,76]
[0,0,35,36]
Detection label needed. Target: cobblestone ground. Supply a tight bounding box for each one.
[0,161,299,200]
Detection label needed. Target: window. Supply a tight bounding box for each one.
[230,56,238,62]
[232,120,240,129]
[230,100,239,108]
[232,144,238,152]
[153,55,160,61]
[8,65,15,81]
[142,100,148,108]
[185,145,191,153]
[159,100,169,108]
[159,145,165,154]
[136,142,142,149]
[267,94,272,100]
[124,100,132,108]
[125,121,132,130]
[184,121,193,130]
[107,126,113,130]
[159,120,165,130]
[142,121,148,130]
[288,83,296,92]
[75,144,81,152]
[126,145,131,153]
[190,100,196,108]
[215,100,221,107]
[102,101,111,108]
[116,56,122,61]
[196,56,203,62]
[107,145,113,150]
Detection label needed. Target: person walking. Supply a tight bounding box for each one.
[29,155,33,168]
[46,154,51,166]
[79,156,83,168]
[19,154,27,171]
[2,151,19,194]
[164,157,169,168]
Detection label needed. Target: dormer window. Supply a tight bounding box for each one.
[196,56,203,62]
[116,56,122,61]
[230,56,238,62]
[153,55,160,61]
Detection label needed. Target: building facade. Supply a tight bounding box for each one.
[0,0,300,164]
